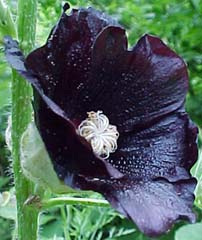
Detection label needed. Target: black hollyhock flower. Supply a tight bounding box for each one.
[4,4,198,237]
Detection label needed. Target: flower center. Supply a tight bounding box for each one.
[78,111,119,159]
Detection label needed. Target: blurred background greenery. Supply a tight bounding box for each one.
[0,0,202,239]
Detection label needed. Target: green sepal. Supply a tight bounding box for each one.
[20,122,75,194]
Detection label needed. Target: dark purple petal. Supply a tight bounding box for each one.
[25,7,120,121]
[109,179,196,237]
[107,112,198,182]
[34,94,123,183]
[86,33,189,132]
[76,176,196,237]
[26,13,189,134]
[74,111,198,236]
[4,36,123,181]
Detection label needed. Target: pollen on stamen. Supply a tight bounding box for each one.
[78,111,119,159]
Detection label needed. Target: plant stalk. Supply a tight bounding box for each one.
[42,196,110,209]
[12,0,38,239]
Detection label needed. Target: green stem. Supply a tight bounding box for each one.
[66,205,72,240]
[60,206,71,240]
[12,0,38,240]
[42,196,110,209]
[17,0,37,51]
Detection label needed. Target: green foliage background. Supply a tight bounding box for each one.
[0,0,202,239]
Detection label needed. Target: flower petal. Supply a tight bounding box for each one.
[33,94,123,183]
[25,7,120,121]
[75,176,196,237]
[107,112,198,182]
[24,8,188,135]
[75,109,198,237]
[74,110,198,236]
[4,36,123,181]
[88,33,189,132]
[108,178,196,237]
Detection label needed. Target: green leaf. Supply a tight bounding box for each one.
[0,217,13,240]
[191,130,202,209]
[0,177,9,189]
[40,218,64,239]
[0,0,17,42]
[0,80,10,109]
[175,223,202,240]
[0,189,16,220]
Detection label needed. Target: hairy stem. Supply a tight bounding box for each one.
[12,0,38,239]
